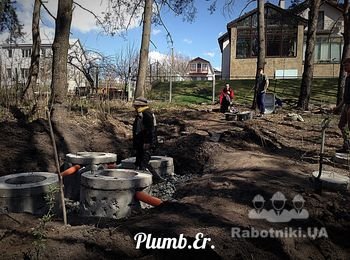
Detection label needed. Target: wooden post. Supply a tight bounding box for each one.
[46,109,67,225]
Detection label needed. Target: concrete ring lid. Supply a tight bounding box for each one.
[65,152,117,165]
[121,156,173,168]
[334,153,350,164]
[0,172,58,197]
[81,169,152,190]
[312,171,349,190]
[239,111,252,115]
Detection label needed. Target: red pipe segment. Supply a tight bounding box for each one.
[135,191,163,206]
[106,163,117,169]
[60,165,81,177]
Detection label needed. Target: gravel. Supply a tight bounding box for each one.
[149,173,194,201]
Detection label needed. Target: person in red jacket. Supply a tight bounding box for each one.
[219,83,234,113]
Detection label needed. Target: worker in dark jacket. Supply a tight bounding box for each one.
[132,97,164,183]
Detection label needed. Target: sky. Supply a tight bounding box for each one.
[6,0,292,70]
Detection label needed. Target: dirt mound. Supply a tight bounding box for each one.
[159,133,220,175]
[0,112,132,177]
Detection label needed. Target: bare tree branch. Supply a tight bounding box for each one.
[39,0,56,20]
[73,1,105,28]
[239,0,255,17]
[154,0,173,46]
[125,0,143,31]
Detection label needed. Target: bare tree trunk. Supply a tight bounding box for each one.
[134,0,153,98]
[21,0,41,102]
[252,0,266,109]
[49,0,73,122]
[337,0,350,105]
[297,0,321,110]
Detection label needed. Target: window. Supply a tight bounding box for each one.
[266,8,282,26]
[22,49,31,57]
[266,27,297,57]
[266,28,282,56]
[237,30,252,58]
[202,64,208,72]
[236,7,298,58]
[197,63,201,72]
[21,68,29,79]
[41,48,46,57]
[317,11,325,30]
[8,49,12,58]
[190,64,196,72]
[6,68,11,78]
[281,30,297,56]
[312,36,342,63]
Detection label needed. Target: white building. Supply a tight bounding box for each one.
[186,57,215,81]
[0,39,89,93]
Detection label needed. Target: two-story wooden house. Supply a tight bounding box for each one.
[218,0,344,79]
[186,57,215,80]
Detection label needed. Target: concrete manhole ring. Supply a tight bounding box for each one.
[66,152,117,165]
[81,169,152,190]
[80,169,153,219]
[0,172,59,214]
[334,153,350,165]
[120,156,175,176]
[0,172,58,196]
[312,171,350,191]
[121,156,173,168]
[237,111,253,121]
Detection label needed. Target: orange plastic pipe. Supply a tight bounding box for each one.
[60,165,81,177]
[106,163,116,169]
[135,191,163,206]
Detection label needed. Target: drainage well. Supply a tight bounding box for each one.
[312,171,350,191]
[0,172,59,215]
[120,156,174,176]
[63,152,118,201]
[80,169,152,219]
[66,152,117,165]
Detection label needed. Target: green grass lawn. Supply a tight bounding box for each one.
[149,78,338,106]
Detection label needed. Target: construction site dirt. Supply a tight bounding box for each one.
[0,103,349,260]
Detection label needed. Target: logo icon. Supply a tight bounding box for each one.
[248,192,309,223]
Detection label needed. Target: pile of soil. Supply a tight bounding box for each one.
[0,105,349,259]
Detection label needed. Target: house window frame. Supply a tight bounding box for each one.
[21,68,29,79]
[41,48,46,57]
[8,49,12,58]
[6,68,12,79]
[235,8,298,59]
[22,48,31,58]
[308,35,343,63]
[317,11,325,31]
[202,63,208,72]
[190,63,197,72]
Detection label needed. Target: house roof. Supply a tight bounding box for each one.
[0,43,52,48]
[227,2,308,29]
[218,32,229,52]
[218,2,309,53]
[189,57,211,64]
[0,38,82,49]
[187,57,215,75]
